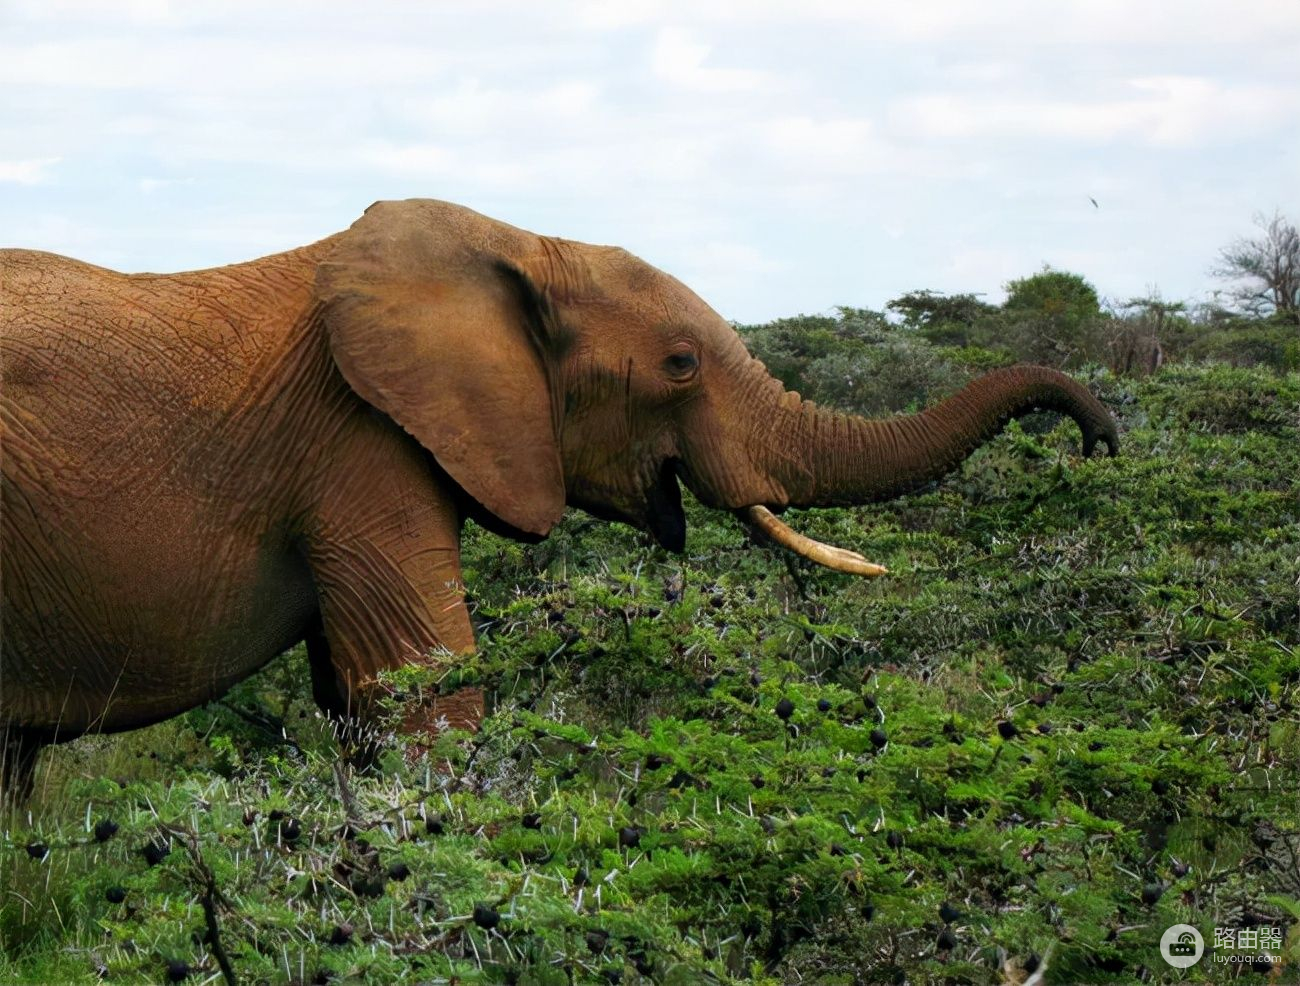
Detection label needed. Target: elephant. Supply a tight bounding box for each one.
[0,199,1118,799]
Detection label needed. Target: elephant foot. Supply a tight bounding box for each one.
[326,684,485,775]
[398,684,484,740]
[386,685,485,773]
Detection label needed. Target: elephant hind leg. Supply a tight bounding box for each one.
[1,728,44,806]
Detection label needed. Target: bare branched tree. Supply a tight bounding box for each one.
[1105,292,1182,375]
[1210,211,1300,324]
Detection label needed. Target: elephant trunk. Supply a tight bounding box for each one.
[776,365,1117,509]
[731,365,1115,575]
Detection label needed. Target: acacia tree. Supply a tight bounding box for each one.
[1001,266,1104,367]
[1211,211,1299,324]
[1105,293,1186,375]
[886,290,997,347]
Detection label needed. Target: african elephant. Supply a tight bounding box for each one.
[0,199,1118,798]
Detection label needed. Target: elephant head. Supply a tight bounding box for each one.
[315,200,1117,569]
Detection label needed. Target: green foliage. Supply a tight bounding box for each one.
[1182,319,1300,372]
[1003,266,1102,325]
[736,307,975,415]
[999,266,1105,367]
[886,290,999,348]
[3,364,1298,985]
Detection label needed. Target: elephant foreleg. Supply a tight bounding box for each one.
[303,613,483,762]
[302,419,482,754]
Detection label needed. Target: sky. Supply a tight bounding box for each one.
[2,0,1297,323]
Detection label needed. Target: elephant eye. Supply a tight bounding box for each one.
[663,350,699,380]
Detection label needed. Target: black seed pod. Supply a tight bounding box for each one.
[775,698,795,721]
[619,826,642,849]
[94,819,119,842]
[25,842,48,861]
[105,886,127,904]
[328,923,353,946]
[473,903,500,929]
[870,728,888,750]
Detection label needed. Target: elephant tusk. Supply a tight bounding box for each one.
[743,506,888,578]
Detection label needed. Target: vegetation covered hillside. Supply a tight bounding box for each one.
[3,355,1298,983]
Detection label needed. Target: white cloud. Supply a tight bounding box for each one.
[673,240,784,314]
[944,248,1022,289]
[358,143,454,175]
[0,39,456,92]
[759,117,880,173]
[1,0,1296,319]
[5,0,173,22]
[649,28,768,93]
[0,157,60,184]
[895,76,1299,146]
[138,176,194,193]
[746,0,1300,46]
[682,240,781,275]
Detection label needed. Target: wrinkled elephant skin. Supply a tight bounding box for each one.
[0,199,1118,798]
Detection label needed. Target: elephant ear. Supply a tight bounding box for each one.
[315,199,565,538]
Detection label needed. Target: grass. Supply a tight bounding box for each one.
[2,363,1298,984]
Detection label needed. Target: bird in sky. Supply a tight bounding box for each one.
[1089,197,1100,209]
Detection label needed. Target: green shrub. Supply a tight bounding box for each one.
[1183,323,1300,371]
[4,365,1297,985]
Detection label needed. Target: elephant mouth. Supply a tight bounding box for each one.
[643,458,686,552]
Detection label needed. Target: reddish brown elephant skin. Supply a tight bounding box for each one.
[0,199,1118,798]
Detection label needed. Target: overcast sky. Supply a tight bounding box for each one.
[3,0,1297,322]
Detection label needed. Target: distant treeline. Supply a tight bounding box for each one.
[737,262,1297,420]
